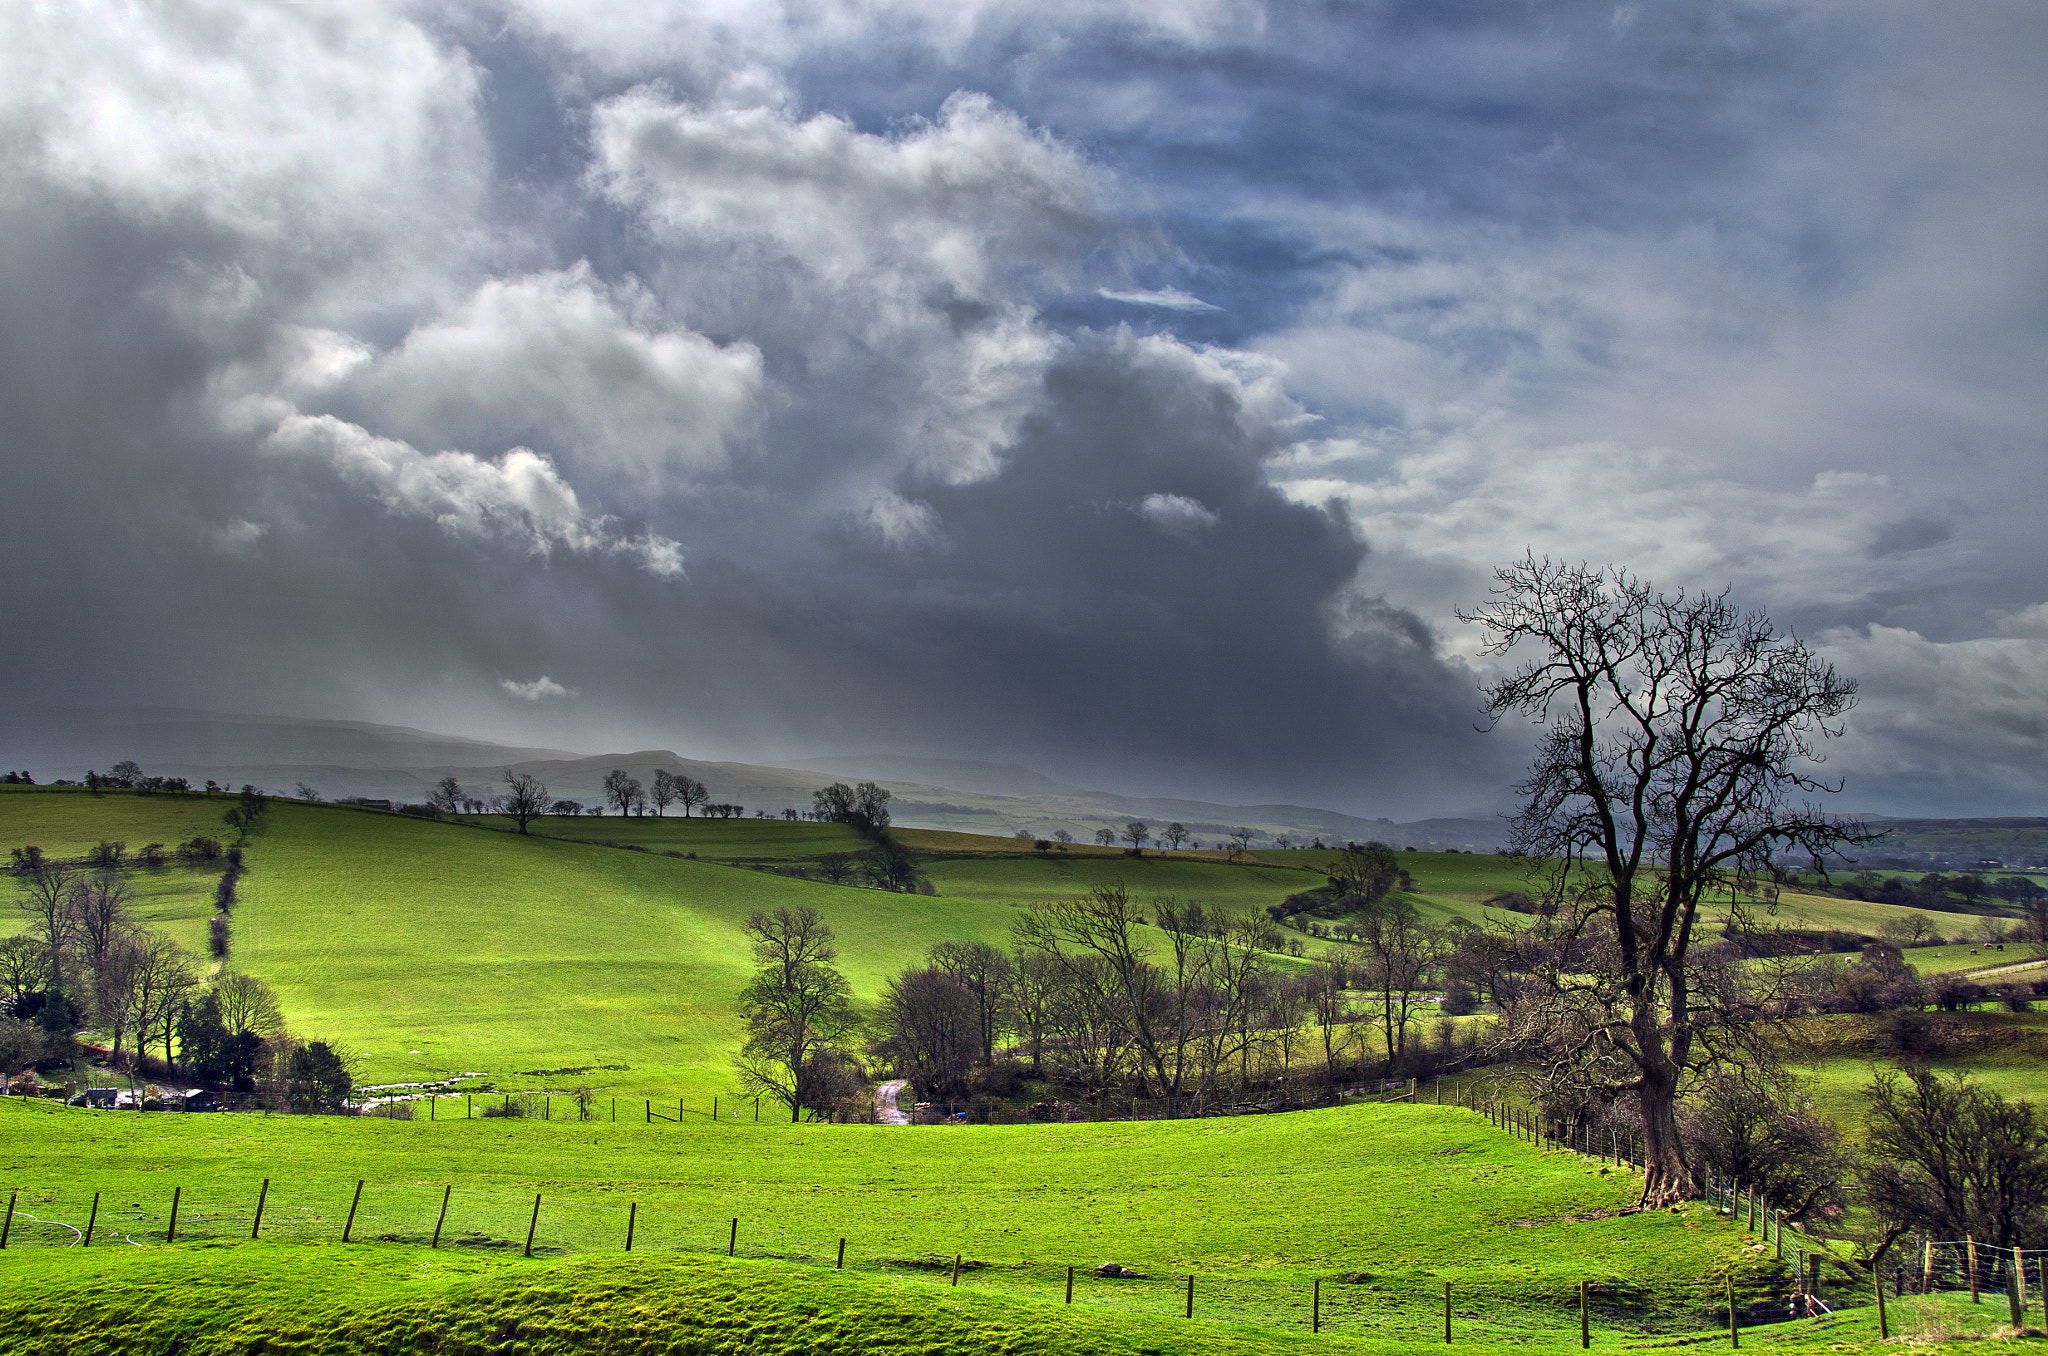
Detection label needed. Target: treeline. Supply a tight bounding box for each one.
[1816,870,2046,914]
[731,881,1488,1124]
[2,761,270,800]
[4,793,353,1111]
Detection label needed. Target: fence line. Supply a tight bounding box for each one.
[0,1169,1887,1347]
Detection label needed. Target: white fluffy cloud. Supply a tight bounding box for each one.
[501,675,576,701]
[342,265,764,489]
[1136,492,1220,537]
[0,0,486,302]
[593,90,1106,307]
[264,413,682,577]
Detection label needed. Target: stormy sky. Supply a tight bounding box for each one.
[2,2,2044,818]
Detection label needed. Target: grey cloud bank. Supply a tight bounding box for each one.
[0,1,2042,818]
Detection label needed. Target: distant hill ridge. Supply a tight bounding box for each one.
[0,704,1511,849]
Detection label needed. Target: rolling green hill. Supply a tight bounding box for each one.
[0,1097,2006,1354]
[0,1097,1756,1346]
[1,789,1959,1104]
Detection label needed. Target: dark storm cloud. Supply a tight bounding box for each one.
[1,0,2043,817]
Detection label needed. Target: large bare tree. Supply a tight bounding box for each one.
[1462,556,1864,1206]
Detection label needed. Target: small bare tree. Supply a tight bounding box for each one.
[497,771,549,834]
[649,769,679,817]
[675,774,710,818]
[429,776,464,817]
[734,907,859,1122]
[1351,896,1445,1070]
[15,864,73,993]
[212,971,285,1041]
[1161,822,1189,851]
[929,940,1014,1064]
[602,769,641,817]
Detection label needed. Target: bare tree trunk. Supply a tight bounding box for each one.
[1636,1056,1696,1207]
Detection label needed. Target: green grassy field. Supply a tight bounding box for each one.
[0,1099,2013,1354]
[5,1245,2017,1356]
[5,790,1990,1107]
[1797,1011,2048,1136]
[0,790,2030,1354]
[530,813,871,862]
[3,792,1039,1099]
[0,1097,1779,1346]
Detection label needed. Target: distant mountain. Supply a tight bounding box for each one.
[0,704,574,782]
[0,704,1507,849]
[776,753,1081,798]
[1829,816,2048,872]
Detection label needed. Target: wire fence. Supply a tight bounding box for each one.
[9,1093,2036,1346]
[0,1174,1852,1345]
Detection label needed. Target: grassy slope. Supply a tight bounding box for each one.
[1799,1011,2048,1135]
[235,806,1031,1098]
[0,784,232,857]
[0,1248,2019,1356]
[0,1100,2012,1355]
[4,791,1949,1102]
[1,792,1029,1098]
[532,814,870,862]
[0,1098,1748,1342]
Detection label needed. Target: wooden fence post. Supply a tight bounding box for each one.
[429,1096,435,1121]
[0,1191,13,1249]
[836,1237,845,1269]
[2014,1247,2028,1312]
[83,1191,98,1246]
[252,1178,269,1238]
[1969,1235,1981,1303]
[432,1185,451,1248]
[465,1094,471,1119]
[1312,1277,1321,1333]
[611,1098,616,1122]
[1065,1264,1075,1304]
[626,1201,637,1251]
[1443,1281,1452,1342]
[728,1217,737,1256]
[1726,1277,1739,1348]
[1580,1279,1590,1348]
[1874,1267,1890,1340]
[2037,1258,2046,1331]
[645,1099,651,1123]
[166,1186,180,1243]
[714,1096,719,1121]
[951,1253,961,1287]
[523,1194,540,1257]
[1185,1274,1194,1318]
[343,1179,364,1241]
